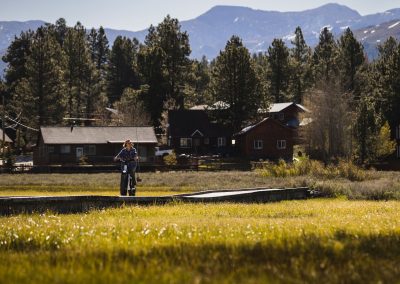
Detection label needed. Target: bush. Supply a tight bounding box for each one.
[163,152,178,166]
[258,158,369,181]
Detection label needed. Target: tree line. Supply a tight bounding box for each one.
[0,16,399,164]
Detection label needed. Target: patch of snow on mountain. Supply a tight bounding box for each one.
[340,26,349,30]
[363,30,368,34]
[234,17,239,23]
[371,30,375,34]
[377,39,381,43]
[388,21,400,29]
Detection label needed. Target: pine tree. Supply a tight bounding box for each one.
[188,56,211,106]
[289,27,312,104]
[313,27,338,83]
[137,45,165,126]
[337,28,365,94]
[2,30,34,101]
[266,39,290,103]
[12,27,66,128]
[375,37,400,136]
[54,18,68,46]
[354,94,380,163]
[107,36,140,104]
[143,16,192,109]
[210,36,262,131]
[64,22,99,122]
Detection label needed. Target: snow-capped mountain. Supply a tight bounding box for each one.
[353,19,400,59]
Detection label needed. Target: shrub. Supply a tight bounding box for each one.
[258,158,369,181]
[163,152,178,166]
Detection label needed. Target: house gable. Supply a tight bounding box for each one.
[234,118,294,160]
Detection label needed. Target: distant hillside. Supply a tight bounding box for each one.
[1,3,400,77]
[354,19,400,60]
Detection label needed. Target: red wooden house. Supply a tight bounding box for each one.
[234,118,294,160]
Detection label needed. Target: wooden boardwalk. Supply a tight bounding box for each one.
[0,187,310,215]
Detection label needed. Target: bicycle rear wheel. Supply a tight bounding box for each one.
[120,173,128,196]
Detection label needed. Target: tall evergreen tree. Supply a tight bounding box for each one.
[54,18,68,46]
[107,36,140,104]
[64,22,98,121]
[375,37,400,136]
[2,30,34,101]
[289,27,312,104]
[188,56,211,106]
[266,39,290,103]
[337,28,365,94]
[137,45,165,126]
[11,27,66,129]
[313,27,338,82]
[141,16,192,109]
[210,36,262,131]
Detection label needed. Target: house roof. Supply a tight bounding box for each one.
[0,129,12,143]
[41,126,158,144]
[234,117,292,137]
[258,102,310,113]
[189,101,230,111]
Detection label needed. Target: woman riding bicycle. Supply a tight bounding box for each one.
[114,139,138,196]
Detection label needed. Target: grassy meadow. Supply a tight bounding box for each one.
[0,200,399,283]
[1,168,400,283]
[0,168,399,200]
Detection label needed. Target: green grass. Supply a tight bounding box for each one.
[1,170,400,200]
[0,200,399,283]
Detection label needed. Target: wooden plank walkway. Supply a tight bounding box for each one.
[0,187,310,215]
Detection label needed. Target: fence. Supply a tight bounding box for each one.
[0,160,254,174]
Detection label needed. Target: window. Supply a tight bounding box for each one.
[277,140,286,149]
[84,145,96,156]
[47,146,54,154]
[279,113,285,121]
[254,140,263,150]
[397,145,400,158]
[397,125,400,139]
[217,137,226,147]
[180,138,192,148]
[60,145,71,154]
[204,138,210,145]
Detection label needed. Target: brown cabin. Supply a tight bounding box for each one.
[33,126,157,165]
[167,110,234,156]
[234,118,294,161]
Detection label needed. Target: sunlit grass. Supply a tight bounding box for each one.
[1,170,400,200]
[0,199,399,283]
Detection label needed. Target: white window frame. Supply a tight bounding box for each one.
[277,140,286,149]
[60,145,71,154]
[254,140,263,150]
[180,138,192,148]
[217,137,226,147]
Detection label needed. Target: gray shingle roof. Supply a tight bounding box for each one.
[41,127,158,144]
[0,129,12,143]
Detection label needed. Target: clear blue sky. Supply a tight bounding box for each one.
[1,0,400,31]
